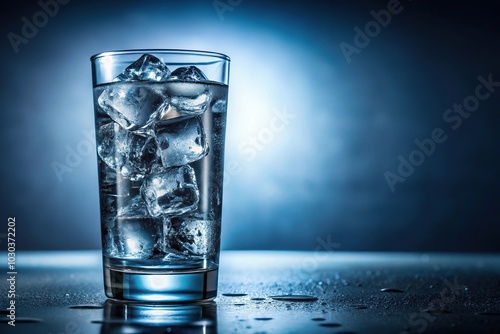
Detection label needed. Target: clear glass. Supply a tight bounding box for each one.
[90,49,230,302]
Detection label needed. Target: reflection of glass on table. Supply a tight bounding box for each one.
[99,299,217,333]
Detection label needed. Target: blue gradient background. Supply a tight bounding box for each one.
[1,0,499,251]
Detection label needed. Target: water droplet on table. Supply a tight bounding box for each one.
[222,293,248,297]
[422,308,452,315]
[319,322,342,327]
[350,304,368,309]
[254,317,273,321]
[380,288,404,293]
[69,305,104,309]
[270,295,318,302]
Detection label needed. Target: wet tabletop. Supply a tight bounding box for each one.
[1,251,499,333]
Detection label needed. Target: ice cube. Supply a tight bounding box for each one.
[140,165,199,217]
[167,218,220,257]
[117,195,150,218]
[211,99,227,113]
[97,122,127,170]
[104,194,164,259]
[150,218,198,261]
[98,82,168,131]
[115,54,171,82]
[126,130,162,177]
[169,66,208,81]
[98,54,171,130]
[160,104,183,121]
[167,82,211,115]
[170,92,210,115]
[98,54,172,130]
[97,122,162,180]
[155,116,209,167]
[104,217,161,259]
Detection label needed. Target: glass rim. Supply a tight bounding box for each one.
[90,49,230,62]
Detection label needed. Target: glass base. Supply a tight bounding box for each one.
[104,265,218,302]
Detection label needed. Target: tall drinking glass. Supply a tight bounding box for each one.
[90,49,230,302]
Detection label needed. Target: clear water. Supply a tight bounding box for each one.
[93,80,227,302]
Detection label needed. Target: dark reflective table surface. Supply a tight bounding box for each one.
[1,251,499,333]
